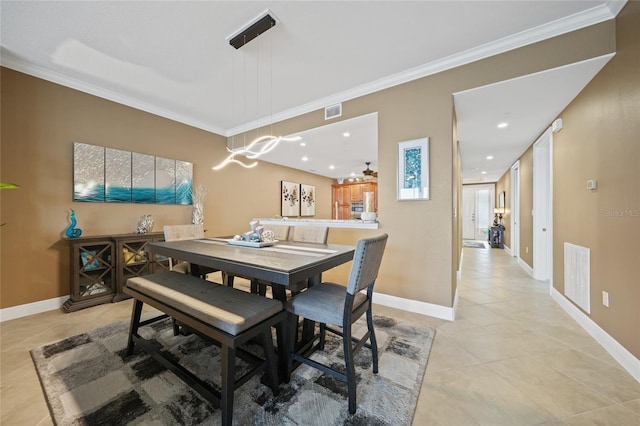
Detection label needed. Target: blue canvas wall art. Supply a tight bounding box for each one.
[73,142,193,205]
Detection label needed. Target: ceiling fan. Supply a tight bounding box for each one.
[362,162,378,179]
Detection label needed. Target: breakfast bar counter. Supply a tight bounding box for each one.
[254,217,379,230]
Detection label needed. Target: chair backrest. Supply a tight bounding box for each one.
[291,226,329,244]
[347,234,388,295]
[163,224,204,242]
[263,224,290,241]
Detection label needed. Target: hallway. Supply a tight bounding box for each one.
[401,245,640,425]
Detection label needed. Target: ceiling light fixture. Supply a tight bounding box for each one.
[343,132,350,137]
[497,122,508,129]
[213,10,302,170]
[302,156,308,161]
[486,155,494,160]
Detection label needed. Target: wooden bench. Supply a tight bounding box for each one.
[124,272,286,426]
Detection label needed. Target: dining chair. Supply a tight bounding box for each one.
[253,226,328,298]
[264,224,290,241]
[285,233,388,414]
[291,226,329,244]
[162,224,218,279]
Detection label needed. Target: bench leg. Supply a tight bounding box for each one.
[127,299,143,355]
[221,345,236,426]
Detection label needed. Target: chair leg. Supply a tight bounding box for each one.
[343,324,357,414]
[366,306,379,374]
[127,299,143,355]
[221,345,236,426]
[285,311,298,382]
[319,323,326,351]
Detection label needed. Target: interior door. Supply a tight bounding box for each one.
[533,129,552,281]
[462,187,476,239]
[511,162,520,257]
[463,185,494,240]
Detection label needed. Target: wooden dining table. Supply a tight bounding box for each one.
[147,237,356,374]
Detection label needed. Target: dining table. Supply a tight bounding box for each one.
[147,237,356,374]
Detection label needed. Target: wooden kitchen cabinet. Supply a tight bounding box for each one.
[331,182,377,219]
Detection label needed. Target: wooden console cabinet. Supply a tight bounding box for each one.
[63,232,169,312]
[331,182,377,219]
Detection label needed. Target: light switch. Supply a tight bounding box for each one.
[587,179,598,190]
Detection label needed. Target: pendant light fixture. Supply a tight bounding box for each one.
[213,10,300,171]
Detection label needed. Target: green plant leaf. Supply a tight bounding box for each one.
[0,183,20,189]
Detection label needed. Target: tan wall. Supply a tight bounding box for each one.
[1,18,616,312]
[492,2,640,358]
[496,169,511,247]
[552,2,640,357]
[0,68,333,308]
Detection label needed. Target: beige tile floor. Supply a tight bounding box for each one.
[1,246,639,425]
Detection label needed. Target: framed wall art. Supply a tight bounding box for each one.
[398,137,430,200]
[73,142,193,204]
[281,181,300,217]
[300,184,316,216]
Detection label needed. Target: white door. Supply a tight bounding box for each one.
[463,185,494,240]
[533,129,553,281]
[462,187,476,239]
[511,162,520,258]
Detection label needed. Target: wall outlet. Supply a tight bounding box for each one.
[602,291,609,307]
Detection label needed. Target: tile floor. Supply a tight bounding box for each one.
[1,246,639,425]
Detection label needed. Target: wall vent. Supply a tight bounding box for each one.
[564,242,590,313]
[325,104,342,120]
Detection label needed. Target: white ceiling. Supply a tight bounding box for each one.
[0,1,626,181]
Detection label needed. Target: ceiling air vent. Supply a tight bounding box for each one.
[325,104,342,120]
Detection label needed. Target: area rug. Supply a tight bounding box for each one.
[463,241,487,249]
[31,314,435,425]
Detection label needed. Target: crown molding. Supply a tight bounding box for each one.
[1,2,620,138]
[0,48,228,137]
[228,3,619,136]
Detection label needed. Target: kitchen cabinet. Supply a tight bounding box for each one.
[331,182,377,219]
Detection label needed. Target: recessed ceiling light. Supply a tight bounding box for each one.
[299,142,306,147]
[486,155,494,160]
[301,156,308,161]
[497,122,508,129]
[343,132,350,137]
[329,165,335,170]
[481,171,487,174]
[350,172,356,177]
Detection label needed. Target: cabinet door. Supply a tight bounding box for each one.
[332,185,352,219]
[63,239,115,312]
[350,184,363,202]
[115,236,156,300]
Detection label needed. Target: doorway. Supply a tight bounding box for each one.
[533,129,553,281]
[462,184,495,241]
[510,162,520,257]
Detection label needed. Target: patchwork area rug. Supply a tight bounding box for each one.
[31,314,435,425]
[463,241,487,249]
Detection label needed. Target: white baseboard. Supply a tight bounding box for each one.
[519,258,535,278]
[551,287,640,382]
[374,291,455,321]
[0,296,68,322]
[504,245,512,256]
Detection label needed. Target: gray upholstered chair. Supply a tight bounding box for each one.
[162,224,218,279]
[285,233,388,414]
[253,226,328,298]
[291,226,328,244]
